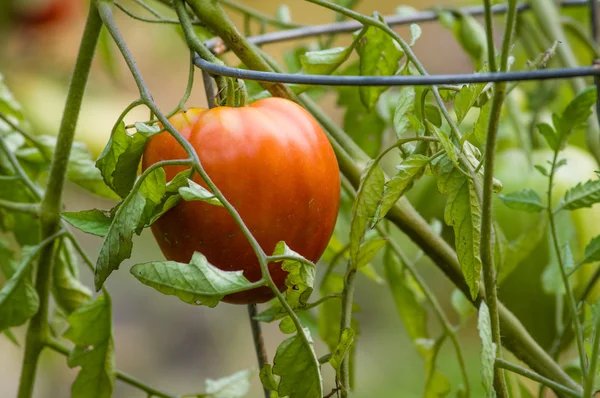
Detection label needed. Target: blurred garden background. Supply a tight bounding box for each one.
[1,0,507,396]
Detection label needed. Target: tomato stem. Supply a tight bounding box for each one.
[17,4,103,398]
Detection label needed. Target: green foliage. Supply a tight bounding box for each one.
[478,302,496,398]
[559,179,600,210]
[0,245,39,331]
[130,252,253,307]
[272,328,322,398]
[375,154,429,225]
[329,327,355,373]
[433,156,482,299]
[272,242,316,309]
[384,251,451,396]
[356,20,404,110]
[179,178,223,206]
[52,240,92,315]
[392,87,416,138]
[499,189,546,213]
[60,209,113,237]
[336,63,386,157]
[64,295,116,398]
[96,121,161,198]
[203,369,252,398]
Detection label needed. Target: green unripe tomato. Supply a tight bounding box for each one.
[495,146,600,348]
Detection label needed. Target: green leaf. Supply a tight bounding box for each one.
[452,12,487,66]
[52,240,92,315]
[384,253,427,341]
[0,246,39,331]
[583,235,600,264]
[559,179,600,211]
[254,300,287,323]
[558,86,597,139]
[179,179,223,206]
[337,63,385,157]
[96,121,161,198]
[130,252,252,308]
[0,74,25,121]
[279,316,296,334]
[478,302,497,398]
[272,242,315,309]
[537,123,558,150]
[66,141,120,200]
[355,238,387,269]
[356,23,404,109]
[498,216,547,283]
[409,24,422,46]
[454,81,488,124]
[300,46,353,75]
[272,327,323,398]
[427,121,458,166]
[260,364,279,392]
[499,189,545,213]
[94,168,167,290]
[330,327,355,372]
[318,273,343,351]
[375,154,429,225]
[358,263,385,284]
[64,295,115,398]
[433,156,482,299]
[420,338,452,398]
[60,209,113,237]
[451,289,476,325]
[205,369,252,398]
[147,168,192,226]
[393,87,416,138]
[542,244,574,296]
[424,104,442,128]
[350,163,385,267]
[471,100,492,146]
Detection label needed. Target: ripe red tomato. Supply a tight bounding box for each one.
[142,98,341,304]
[11,0,78,28]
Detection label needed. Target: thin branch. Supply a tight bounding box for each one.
[0,113,50,162]
[247,304,269,398]
[0,199,39,216]
[547,149,588,378]
[479,0,519,395]
[46,340,176,398]
[220,0,303,29]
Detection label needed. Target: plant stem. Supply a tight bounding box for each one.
[220,0,303,29]
[185,0,293,99]
[547,149,588,379]
[479,0,518,395]
[583,313,600,397]
[17,5,102,397]
[0,113,50,162]
[46,339,176,398]
[247,304,269,398]
[529,0,600,164]
[338,263,356,398]
[495,359,583,398]
[373,222,471,396]
[0,199,39,215]
[483,0,497,72]
[174,0,228,104]
[0,135,43,200]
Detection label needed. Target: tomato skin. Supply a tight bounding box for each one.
[11,0,78,28]
[142,98,341,304]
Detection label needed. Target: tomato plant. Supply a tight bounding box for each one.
[142,99,340,304]
[2,0,600,398]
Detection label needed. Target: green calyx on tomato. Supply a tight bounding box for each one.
[142,97,341,305]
